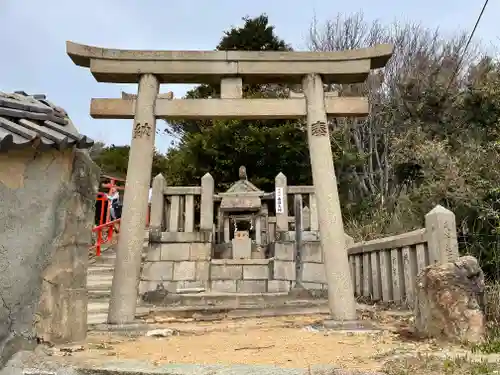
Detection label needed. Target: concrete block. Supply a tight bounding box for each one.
[273,260,296,281]
[141,261,174,281]
[161,243,191,261]
[273,242,294,260]
[176,280,207,291]
[301,262,326,284]
[190,243,211,260]
[159,231,213,243]
[267,280,291,293]
[196,261,210,280]
[210,264,243,280]
[237,280,267,293]
[145,244,161,261]
[243,265,270,279]
[211,280,237,293]
[302,232,320,241]
[173,261,197,281]
[211,259,270,265]
[301,282,323,290]
[301,242,322,263]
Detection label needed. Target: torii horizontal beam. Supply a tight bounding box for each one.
[66,41,393,85]
[90,97,369,120]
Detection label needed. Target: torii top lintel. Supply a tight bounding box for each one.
[66,41,393,85]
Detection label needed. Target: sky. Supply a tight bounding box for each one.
[1,0,499,153]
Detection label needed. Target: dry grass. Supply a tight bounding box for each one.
[469,282,500,354]
[382,355,499,375]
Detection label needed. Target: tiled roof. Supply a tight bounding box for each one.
[0,91,94,153]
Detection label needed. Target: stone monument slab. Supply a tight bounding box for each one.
[232,231,252,259]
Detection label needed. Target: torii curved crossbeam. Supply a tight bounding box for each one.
[66,41,393,84]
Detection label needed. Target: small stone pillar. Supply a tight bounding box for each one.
[303,206,311,231]
[275,172,288,234]
[302,73,356,321]
[425,205,459,264]
[309,193,319,232]
[108,73,159,325]
[200,173,214,232]
[149,173,166,240]
[223,217,230,243]
[255,216,262,245]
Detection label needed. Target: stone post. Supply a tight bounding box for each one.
[294,194,303,285]
[302,73,356,321]
[309,193,319,232]
[302,206,311,231]
[200,173,214,232]
[425,205,459,264]
[108,73,159,325]
[223,218,230,243]
[149,173,166,241]
[275,172,288,235]
[255,216,262,245]
[221,78,243,99]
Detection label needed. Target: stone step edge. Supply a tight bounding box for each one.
[88,304,332,330]
[86,297,328,314]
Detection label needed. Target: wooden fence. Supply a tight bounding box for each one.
[347,205,459,307]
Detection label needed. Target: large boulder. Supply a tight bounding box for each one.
[0,149,99,367]
[414,255,485,343]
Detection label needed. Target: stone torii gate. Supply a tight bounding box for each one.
[66,41,393,325]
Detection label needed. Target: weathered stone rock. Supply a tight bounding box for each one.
[414,255,485,343]
[0,149,98,366]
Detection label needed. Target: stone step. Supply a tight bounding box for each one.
[88,301,110,313]
[144,291,295,307]
[93,256,116,264]
[87,264,115,275]
[87,313,108,325]
[88,302,149,315]
[87,300,331,327]
[87,277,113,289]
[88,289,112,299]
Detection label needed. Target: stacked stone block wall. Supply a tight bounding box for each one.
[210,259,271,293]
[139,232,212,294]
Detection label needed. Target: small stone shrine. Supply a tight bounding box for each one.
[141,166,336,297]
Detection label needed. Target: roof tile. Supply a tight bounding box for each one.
[0,91,94,152]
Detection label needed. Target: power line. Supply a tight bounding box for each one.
[444,0,490,93]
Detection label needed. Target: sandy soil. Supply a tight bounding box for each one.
[64,314,446,371]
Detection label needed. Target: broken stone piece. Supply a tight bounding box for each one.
[145,328,178,338]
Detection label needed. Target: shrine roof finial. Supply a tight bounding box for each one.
[238,166,248,181]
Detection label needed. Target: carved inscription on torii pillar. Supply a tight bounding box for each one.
[66,41,393,324]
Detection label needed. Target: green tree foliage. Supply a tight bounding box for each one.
[310,12,500,278]
[166,14,292,137]
[165,120,310,192]
[164,14,312,191]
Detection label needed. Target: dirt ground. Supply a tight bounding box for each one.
[60,313,460,372]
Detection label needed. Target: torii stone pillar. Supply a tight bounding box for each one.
[108,74,159,324]
[302,73,356,321]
